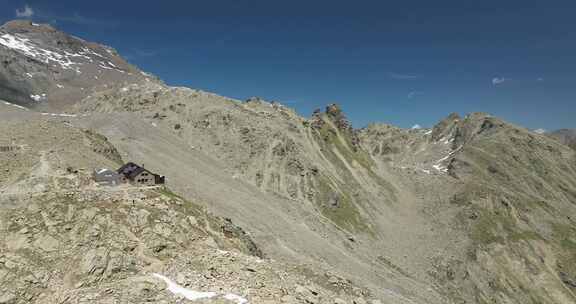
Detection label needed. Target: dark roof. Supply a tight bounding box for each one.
[117,162,151,180]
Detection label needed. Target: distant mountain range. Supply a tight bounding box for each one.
[549,129,576,150]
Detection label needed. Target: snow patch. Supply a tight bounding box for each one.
[533,128,546,134]
[98,63,125,73]
[41,113,77,117]
[152,274,217,301]
[152,273,249,303]
[432,164,448,173]
[2,101,28,111]
[30,94,46,102]
[80,47,106,60]
[223,294,249,304]
[0,34,83,72]
[436,154,451,163]
[438,136,454,145]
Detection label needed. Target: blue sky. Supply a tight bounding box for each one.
[3,1,576,130]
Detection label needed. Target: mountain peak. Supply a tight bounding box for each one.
[0,20,157,110]
[324,103,353,130]
[1,20,56,33]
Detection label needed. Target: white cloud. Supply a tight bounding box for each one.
[407,91,422,99]
[16,5,34,18]
[492,77,508,85]
[388,72,421,80]
[411,124,422,129]
[19,9,118,28]
[537,77,544,81]
[533,128,546,134]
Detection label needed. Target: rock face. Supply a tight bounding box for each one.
[0,20,158,111]
[1,20,576,304]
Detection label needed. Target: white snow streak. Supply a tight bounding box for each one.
[0,34,85,73]
[152,273,249,303]
[223,293,249,304]
[152,273,217,301]
[432,164,448,173]
[438,136,454,145]
[0,34,127,74]
[41,113,77,117]
[2,101,28,111]
[533,128,546,134]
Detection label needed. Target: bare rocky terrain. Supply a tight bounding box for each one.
[0,108,373,304]
[1,20,576,304]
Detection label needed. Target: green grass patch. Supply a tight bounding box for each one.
[508,231,543,242]
[552,223,576,250]
[469,205,542,246]
[314,175,372,234]
[315,116,374,170]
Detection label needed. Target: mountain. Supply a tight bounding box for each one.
[0,20,157,111]
[549,129,576,151]
[0,113,360,304]
[1,21,576,304]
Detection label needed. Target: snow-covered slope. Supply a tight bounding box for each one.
[0,20,159,111]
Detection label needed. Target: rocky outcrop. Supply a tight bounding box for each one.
[311,104,360,151]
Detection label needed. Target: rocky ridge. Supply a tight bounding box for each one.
[74,81,576,303]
